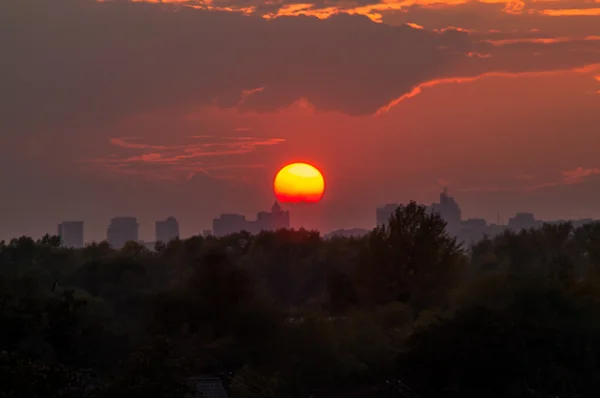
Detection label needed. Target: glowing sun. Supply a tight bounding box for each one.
[274,163,325,204]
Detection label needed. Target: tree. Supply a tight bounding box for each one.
[356,202,465,309]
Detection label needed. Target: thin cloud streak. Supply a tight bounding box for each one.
[455,167,600,194]
[82,136,284,181]
[374,63,600,115]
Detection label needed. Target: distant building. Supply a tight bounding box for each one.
[202,229,212,237]
[107,217,139,249]
[58,221,84,248]
[486,223,508,237]
[431,188,462,237]
[155,216,179,243]
[376,190,462,236]
[459,218,488,245]
[376,203,400,226]
[508,212,541,231]
[212,201,290,237]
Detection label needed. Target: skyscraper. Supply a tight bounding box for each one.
[212,201,290,237]
[376,203,400,226]
[155,217,179,243]
[107,217,139,249]
[58,221,84,248]
[430,188,462,237]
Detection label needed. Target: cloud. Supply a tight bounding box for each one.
[454,166,600,193]
[2,0,600,137]
[561,166,600,184]
[526,167,600,190]
[381,1,600,36]
[375,63,600,114]
[82,135,285,181]
[118,0,600,25]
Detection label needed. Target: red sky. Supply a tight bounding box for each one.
[1,0,600,241]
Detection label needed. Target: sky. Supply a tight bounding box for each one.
[2,0,600,242]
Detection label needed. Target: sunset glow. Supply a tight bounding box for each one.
[274,163,325,204]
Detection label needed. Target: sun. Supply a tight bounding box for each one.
[274,163,325,204]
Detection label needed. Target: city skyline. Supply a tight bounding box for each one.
[2,0,600,242]
[46,190,597,246]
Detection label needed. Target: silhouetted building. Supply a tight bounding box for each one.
[376,203,400,226]
[431,188,462,237]
[212,201,290,237]
[486,223,508,237]
[155,216,179,243]
[58,221,84,248]
[508,212,541,231]
[202,229,212,237]
[212,214,248,237]
[107,217,139,249]
[459,218,487,245]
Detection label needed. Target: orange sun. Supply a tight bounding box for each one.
[274,163,325,204]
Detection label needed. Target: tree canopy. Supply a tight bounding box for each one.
[2,203,600,397]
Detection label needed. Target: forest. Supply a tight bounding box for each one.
[2,202,600,397]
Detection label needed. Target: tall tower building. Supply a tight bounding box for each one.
[155,217,179,243]
[376,203,400,226]
[211,201,290,237]
[267,201,290,230]
[58,221,84,248]
[431,188,462,237]
[107,217,139,249]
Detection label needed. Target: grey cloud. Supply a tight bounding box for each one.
[1,0,599,136]
[1,0,467,133]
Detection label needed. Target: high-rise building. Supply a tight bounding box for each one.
[155,217,179,243]
[508,212,541,231]
[58,221,84,248]
[212,201,290,237]
[431,188,462,237]
[107,217,139,249]
[376,203,400,226]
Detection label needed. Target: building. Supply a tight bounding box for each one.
[212,201,290,237]
[107,217,139,249]
[58,221,84,248]
[375,190,462,236]
[212,214,248,237]
[155,216,179,243]
[508,212,541,231]
[459,218,488,245]
[376,203,400,226]
[430,188,462,237]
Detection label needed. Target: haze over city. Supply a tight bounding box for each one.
[2,0,600,242]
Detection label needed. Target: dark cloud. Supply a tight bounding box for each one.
[1,0,599,137]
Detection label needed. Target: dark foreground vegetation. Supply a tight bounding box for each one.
[2,202,600,397]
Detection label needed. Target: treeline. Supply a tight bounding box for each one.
[2,202,600,397]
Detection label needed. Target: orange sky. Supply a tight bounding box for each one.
[1,0,600,241]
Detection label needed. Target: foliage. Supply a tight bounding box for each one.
[2,205,600,397]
